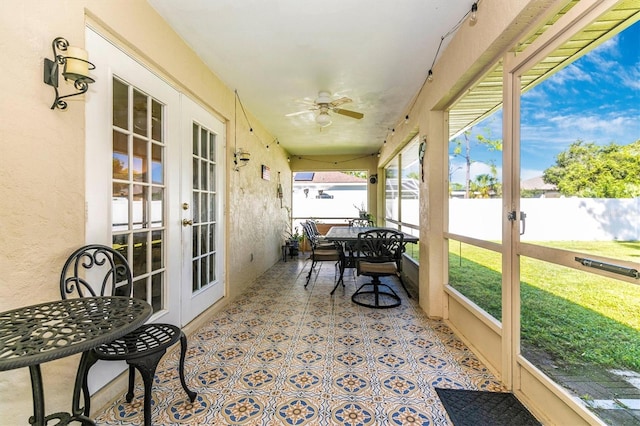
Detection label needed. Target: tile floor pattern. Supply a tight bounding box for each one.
[96,259,505,425]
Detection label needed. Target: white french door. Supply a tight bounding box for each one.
[85,28,182,391]
[86,28,225,331]
[86,28,181,327]
[180,97,225,324]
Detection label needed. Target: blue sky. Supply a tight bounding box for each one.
[450,19,640,184]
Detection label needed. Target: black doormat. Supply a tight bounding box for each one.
[435,388,541,426]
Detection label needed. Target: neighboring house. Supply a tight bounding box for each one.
[294,171,367,198]
[521,176,560,198]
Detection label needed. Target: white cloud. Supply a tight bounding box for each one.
[449,161,500,184]
[520,168,545,181]
[616,62,640,90]
[546,63,593,86]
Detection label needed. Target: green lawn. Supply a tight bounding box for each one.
[446,241,640,371]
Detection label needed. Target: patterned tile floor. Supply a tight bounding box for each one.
[96,258,504,425]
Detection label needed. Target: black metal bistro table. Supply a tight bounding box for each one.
[0,296,152,426]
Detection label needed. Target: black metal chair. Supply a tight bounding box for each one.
[306,219,331,245]
[302,222,345,294]
[353,229,408,308]
[60,244,196,426]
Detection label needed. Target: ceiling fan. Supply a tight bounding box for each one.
[286,91,364,127]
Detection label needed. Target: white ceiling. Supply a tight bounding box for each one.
[148,0,474,156]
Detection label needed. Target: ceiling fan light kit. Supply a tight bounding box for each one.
[316,111,332,127]
[288,90,364,127]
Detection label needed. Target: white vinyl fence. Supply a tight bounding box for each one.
[449,198,640,241]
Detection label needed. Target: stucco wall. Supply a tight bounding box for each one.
[0,0,290,419]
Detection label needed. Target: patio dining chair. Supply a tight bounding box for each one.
[59,244,196,426]
[302,222,346,294]
[353,229,407,308]
[306,219,331,244]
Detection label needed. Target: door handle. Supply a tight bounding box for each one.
[182,219,193,227]
[508,211,526,235]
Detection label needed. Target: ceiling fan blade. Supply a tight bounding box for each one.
[329,96,352,107]
[285,108,315,117]
[333,108,364,119]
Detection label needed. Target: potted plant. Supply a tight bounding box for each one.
[354,203,371,220]
[285,226,303,257]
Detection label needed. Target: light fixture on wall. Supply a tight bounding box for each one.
[234,148,251,171]
[43,37,95,110]
[470,2,478,25]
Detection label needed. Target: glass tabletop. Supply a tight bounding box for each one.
[325,226,419,243]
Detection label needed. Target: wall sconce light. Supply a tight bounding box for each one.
[233,148,251,171]
[43,37,95,110]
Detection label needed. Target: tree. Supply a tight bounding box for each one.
[543,140,640,198]
[470,173,500,198]
[450,127,503,198]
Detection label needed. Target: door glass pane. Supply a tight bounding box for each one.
[132,137,148,182]
[112,77,166,309]
[151,99,162,142]
[151,143,163,185]
[191,122,218,293]
[209,254,215,282]
[518,21,640,424]
[113,78,128,129]
[132,232,148,277]
[151,230,163,271]
[113,131,129,180]
[132,184,147,229]
[151,187,163,228]
[133,89,148,137]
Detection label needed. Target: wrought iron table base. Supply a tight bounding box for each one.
[29,364,95,426]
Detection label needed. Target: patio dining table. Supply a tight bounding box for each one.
[0,296,152,426]
[325,226,418,268]
[324,226,418,300]
[325,226,419,244]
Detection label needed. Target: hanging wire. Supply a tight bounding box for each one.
[396,1,479,139]
[293,153,379,165]
[235,89,280,152]
[235,89,253,134]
